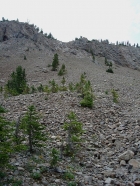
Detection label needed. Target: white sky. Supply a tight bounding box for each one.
[0,0,140,45]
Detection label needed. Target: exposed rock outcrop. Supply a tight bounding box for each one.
[0,20,140,70]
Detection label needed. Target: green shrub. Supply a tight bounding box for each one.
[50,148,59,168]
[68,182,77,186]
[58,68,63,76]
[0,105,6,113]
[75,74,94,108]
[31,172,41,180]
[106,68,113,73]
[31,85,37,93]
[111,89,119,103]
[37,84,44,92]
[68,82,75,92]
[0,171,6,179]
[63,172,75,180]
[59,77,67,91]
[23,85,30,94]
[49,79,58,93]
[80,92,93,108]
[58,64,66,76]
[44,85,50,93]
[105,90,109,95]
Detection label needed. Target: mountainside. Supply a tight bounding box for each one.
[69,38,140,70]
[0,20,140,186]
[0,20,140,71]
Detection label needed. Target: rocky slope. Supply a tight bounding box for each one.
[0,20,140,186]
[0,20,140,71]
[68,37,140,70]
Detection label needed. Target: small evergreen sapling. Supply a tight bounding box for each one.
[76,73,94,108]
[111,89,119,103]
[59,77,67,91]
[63,112,84,156]
[58,64,66,76]
[50,148,59,168]
[49,79,58,93]
[20,105,47,153]
[37,84,44,92]
[52,53,59,71]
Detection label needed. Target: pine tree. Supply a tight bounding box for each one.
[0,106,13,167]
[52,54,59,71]
[61,77,66,87]
[20,105,47,153]
[49,79,58,93]
[63,112,84,156]
[6,66,27,95]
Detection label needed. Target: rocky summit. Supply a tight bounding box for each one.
[0,20,140,186]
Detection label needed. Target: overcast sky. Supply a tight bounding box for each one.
[0,0,140,45]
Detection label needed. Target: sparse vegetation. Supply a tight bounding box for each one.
[59,77,67,91]
[6,66,27,96]
[20,105,47,153]
[63,171,75,180]
[68,182,77,186]
[50,148,59,168]
[105,90,109,94]
[90,49,95,62]
[37,84,44,92]
[106,68,114,73]
[80,92,93,108]
[52,53,59,71]
[105,58,113,73]
[49,79,59,93]
[111,89,119,103]
[63,111,84,156]
[31,172,41,180]
[31,85,37,93]
[58,64,66,76]
[0,20,139,185]
[0,106,14,167]
[68,82,75,92]
[75,73,94,108]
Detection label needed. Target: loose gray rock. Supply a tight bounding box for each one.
[129,159,140,168]
[118,150,134,161]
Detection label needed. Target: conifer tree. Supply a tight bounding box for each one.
[52,53,59,71]
[20,105,47,153]
[0,106,13,167]
[63,112,84,156]
[6,66,27,95]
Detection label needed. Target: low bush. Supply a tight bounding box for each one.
[106,68,114,73]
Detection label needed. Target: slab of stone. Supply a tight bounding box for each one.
[129,159,140,168]
[118,150,134,161]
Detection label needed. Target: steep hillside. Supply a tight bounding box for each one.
[69,37,140,70]
[0,20,140,186]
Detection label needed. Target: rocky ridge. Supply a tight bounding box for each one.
[0,20,140,70]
